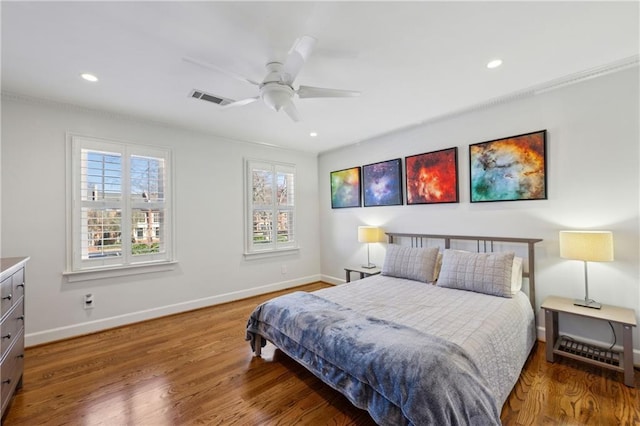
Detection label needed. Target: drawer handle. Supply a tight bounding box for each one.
[18,315,25,321]
[17,354,24,359]
[2,333,11,340]
[1,379,11,385]
[2,293,12,301]
[17,283,24,288]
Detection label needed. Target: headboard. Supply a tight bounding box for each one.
[386,233,543,307]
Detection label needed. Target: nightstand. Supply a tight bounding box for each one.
[344,266,381,283]
[541,295,636,387]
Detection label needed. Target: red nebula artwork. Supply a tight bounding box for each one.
[406,147,458,204]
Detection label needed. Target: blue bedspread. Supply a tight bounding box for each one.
[246,291,501,425]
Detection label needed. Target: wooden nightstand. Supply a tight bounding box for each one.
[541,295,637,387]
[344,266,381,283]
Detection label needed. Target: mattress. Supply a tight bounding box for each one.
[312,274,536,407]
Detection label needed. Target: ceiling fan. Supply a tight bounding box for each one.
[184,36,360,122]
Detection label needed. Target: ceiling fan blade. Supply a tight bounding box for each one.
[282,35,317,83]
[182,56,261,86]
[297,85,361,99]
[282,100,300,122]
[219,97,260,109]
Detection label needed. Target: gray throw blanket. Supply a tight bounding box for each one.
[246,291,501,426]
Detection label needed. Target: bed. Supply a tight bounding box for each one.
[246,233,543,425]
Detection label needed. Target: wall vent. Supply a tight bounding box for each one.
[189,89,234,106]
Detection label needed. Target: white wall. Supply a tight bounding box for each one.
[1,96,320,345]
[318,67,640,359]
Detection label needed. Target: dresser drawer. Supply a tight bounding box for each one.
[0,276,12,319]
[1,300,25,361]
[0,329,24,415]
[11,268,24,301]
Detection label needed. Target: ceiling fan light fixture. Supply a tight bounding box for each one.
[261,84,294,112]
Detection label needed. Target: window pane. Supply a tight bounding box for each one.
[252,210,272,245]
[277,210,294,242]
[277,171,294,207]
[131,208,164,256]
[246,160,295,255]
[82,208,122,259]
[72,137,173,272]
[131,155,165,202]
[252,169,272,206]
[82,150,122,201]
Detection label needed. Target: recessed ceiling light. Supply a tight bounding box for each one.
[81,73,99,82]
[309,131,318,137]
[486,59,502,69]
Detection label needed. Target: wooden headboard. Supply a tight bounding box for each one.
[386,233,543,307]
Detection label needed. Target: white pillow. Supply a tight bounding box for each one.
[382,245,440,283]
[434,250,523,293]
[436,250,516,297]
[511,256,523,293]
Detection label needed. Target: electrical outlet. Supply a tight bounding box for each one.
[84,293,94,310]
[281,264,288,274]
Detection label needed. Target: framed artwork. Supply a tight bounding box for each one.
[330,166,361,208]
[469,130,547,202]
[405,147,458,204]
[362,158,403,207]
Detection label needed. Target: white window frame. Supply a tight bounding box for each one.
[65,134,176,281]
[244,158,298,258]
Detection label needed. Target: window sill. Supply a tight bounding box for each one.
[63,260,178,282]
[243,247,300,260]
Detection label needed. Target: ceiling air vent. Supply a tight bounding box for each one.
[189,89,234,106]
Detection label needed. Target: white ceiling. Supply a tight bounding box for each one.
[2,1,638,154]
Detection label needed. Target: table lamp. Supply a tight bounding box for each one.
[358,226,380,269]
[559,230,614,309]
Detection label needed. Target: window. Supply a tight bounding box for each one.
[67,135,173,273]
[245,159,297,255]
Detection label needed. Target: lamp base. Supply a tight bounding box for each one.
[573,298,602,309]
[361,264,376,269]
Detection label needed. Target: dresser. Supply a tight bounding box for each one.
[0,257,28,419]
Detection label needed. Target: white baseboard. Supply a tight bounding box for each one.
[537,325,640,367]
[320,274,344,285]
[25,274,321,347]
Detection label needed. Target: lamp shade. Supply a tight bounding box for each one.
[358,226,380,243]
[559,231,614,262]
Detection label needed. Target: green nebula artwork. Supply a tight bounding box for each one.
[331,167,361,208]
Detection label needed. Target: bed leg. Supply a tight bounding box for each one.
[255,334,263,357]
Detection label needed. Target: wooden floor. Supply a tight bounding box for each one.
[4,282,639,425]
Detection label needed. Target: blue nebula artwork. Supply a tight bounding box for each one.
[363,158,403,207]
